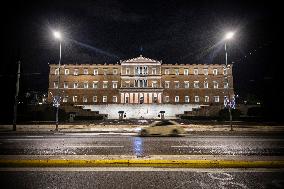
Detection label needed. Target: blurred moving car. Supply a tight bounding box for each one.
[138,120,185,136]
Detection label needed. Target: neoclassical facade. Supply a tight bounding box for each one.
[48,55,234,118]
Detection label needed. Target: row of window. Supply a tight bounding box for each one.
[54,81,118,89]
[53,81,229,89]
[54,67,229,76]
[165,81,229,89]
[62,95,224,103]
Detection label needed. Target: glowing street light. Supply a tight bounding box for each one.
[53,30,62,131]
[225,31,234,40]
[224,31,235,131]
[53,31,62,40]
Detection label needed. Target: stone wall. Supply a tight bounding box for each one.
[82,104,201,119]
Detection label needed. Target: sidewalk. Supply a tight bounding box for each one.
[1,124,284,133]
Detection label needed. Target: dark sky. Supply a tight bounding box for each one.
[1,0,281,120]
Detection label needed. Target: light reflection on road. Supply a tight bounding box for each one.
[133,137,143,157]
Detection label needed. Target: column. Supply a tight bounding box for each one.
[158,93,162,103]
[148,93,152,104]
[134,93,139,103]
[130,93,134,103]
[121,93,124,103]
[144,93,148,103]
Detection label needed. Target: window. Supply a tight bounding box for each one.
[223,68,228,75]
[194,69,198,75]
[213,81,219,89]
[83,82,88,89]
[64,82,68,88]
[175,96,179,102]
[103,96,107,102]
[125,81,130,88]
[213,69,218,75]
[103,69,108,76]
[135,80,147,88]
[184,81,189,88]
[83,96,88,102]
[175,69,179,75]
[125,95,129,103]
[74,82,78,88]
[152,81,157,88]
[65,69,69,75]
[165,81,170,88]
[93,96,97,102]
[94,69,98,75]
[63,96,68,102]
[195,96,199,102]
[144,66,148,75]
[155,121,175,126]
[103,81,108,88]
[55,68,59,75]
[205,96,209,102]
[113,96,117,103]
[73,96,78,102]
[54,82,58,88]
[84,69,88,75]
[224,82,229,88]
[204,81,208,88]
[214,96,220,102]
[184,69,189,75]
[112,81,118,88]
[194,81,199,88]
[74,69,79,76]
[136,66,147,75]
[175,81,179,89]
[153,93,158,103]
[93,81,98,88]
[113,69,118,75]
[203,68,208,75]
[126,68,130,75]
[185,96,189,103]
[165,96,170,103]
[165,69,170,75]
[152,68,157,75]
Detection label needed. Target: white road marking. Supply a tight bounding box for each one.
[64,133,135,136]
[171,145,284,148]
[1,138,64,141]
[65,145,124,148]
[25,136,44,138]
[171,146,229,148]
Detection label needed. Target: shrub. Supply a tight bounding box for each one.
[219,108,241,120]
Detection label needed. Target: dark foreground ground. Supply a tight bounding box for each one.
[0,167,283,189]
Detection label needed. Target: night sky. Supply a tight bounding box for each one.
[2,0,281,121]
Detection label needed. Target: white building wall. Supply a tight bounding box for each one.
[82,104,201,119]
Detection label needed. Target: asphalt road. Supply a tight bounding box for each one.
[0,167,283,189]
[0,133,283,156]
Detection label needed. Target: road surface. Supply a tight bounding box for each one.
[0,133,283,156]
[0,167,283,189]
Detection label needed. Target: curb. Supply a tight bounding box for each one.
[1,159,284,168]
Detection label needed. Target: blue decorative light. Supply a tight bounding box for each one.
[53,96,61,108]
[224,96,236,109]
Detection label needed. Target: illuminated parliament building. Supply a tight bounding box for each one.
[48,55,234,119]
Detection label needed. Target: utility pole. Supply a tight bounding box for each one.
[13,60,21,131]
[225,43,233,131]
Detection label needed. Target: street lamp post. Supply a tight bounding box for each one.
[224,32,234,131]
[53,31,62,131]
